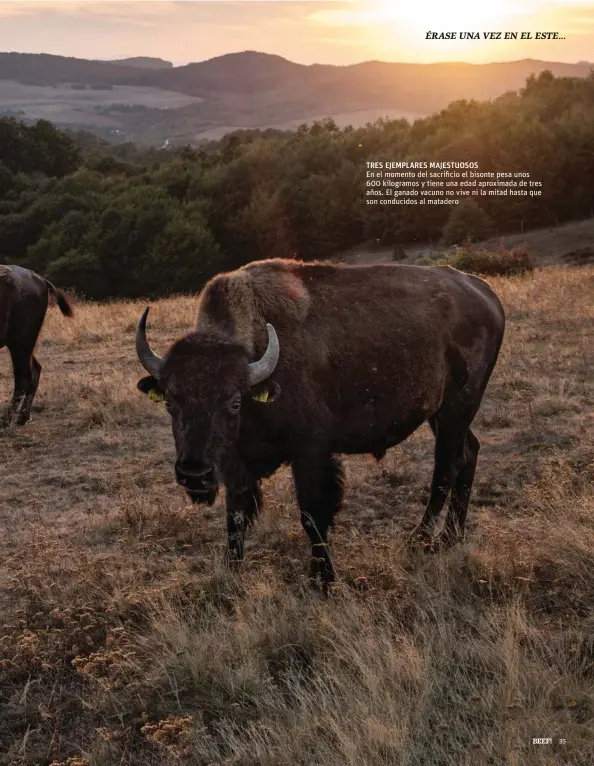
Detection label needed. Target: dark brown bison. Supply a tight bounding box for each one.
[135,258,505,586]
[0,264,73,427]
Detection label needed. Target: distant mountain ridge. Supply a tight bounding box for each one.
[106,57,173,70]
[0,50,592,145]
[1,50,591,96]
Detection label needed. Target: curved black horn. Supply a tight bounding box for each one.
[248,323,280,386]
[136,307,164,377]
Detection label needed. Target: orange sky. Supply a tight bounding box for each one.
[0,1,592,66]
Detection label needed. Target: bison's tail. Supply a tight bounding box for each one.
[44,279,74,317]
[55,290,74,317]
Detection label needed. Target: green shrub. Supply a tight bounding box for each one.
[414,255,437,266]
[447,243,535,276]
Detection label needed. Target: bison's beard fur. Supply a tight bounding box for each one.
[181,468,220,506]
[186,484,219,506]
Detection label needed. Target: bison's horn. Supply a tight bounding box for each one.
[248,323,280,386]
[136,307,165,377]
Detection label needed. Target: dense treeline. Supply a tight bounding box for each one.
[1,70,594,299]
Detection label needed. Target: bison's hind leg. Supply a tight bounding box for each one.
[292,454,344,592]
[16,356,42,426]
[5,348,34,427]
[438,429,480,547]
[409,405,481,550]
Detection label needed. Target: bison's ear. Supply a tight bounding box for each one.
[137,375,164,402]
[251,379,281,404]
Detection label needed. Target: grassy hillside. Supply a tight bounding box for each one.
[1,265,593,764]
[341,218,594,267]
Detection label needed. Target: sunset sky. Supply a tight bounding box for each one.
[0,1,593,66]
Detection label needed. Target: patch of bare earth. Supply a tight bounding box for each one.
[1,267,593,765]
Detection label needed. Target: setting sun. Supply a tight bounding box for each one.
[305,0,583,64]
[369,0,515,31]
[311,0,517,32]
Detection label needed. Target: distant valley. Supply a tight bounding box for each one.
[0,50,592,145]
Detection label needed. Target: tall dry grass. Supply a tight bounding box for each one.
[0,266,593,765]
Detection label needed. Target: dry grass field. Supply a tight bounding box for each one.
[0,265,593,765]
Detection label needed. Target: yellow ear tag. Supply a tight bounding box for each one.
[148,389,165,403]
[252,390,269,403]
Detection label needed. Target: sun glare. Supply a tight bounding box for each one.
[370,0,515,32]
[307,0,536,62]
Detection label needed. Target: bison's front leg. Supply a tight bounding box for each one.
[292,454,344,593]
[224,481,262,568]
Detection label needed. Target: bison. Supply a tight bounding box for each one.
[1,264,73,427]
[135,259,505,586]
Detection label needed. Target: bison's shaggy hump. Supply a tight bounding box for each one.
[196,258,311,354]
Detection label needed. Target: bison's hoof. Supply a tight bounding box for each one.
[308,556,336,596]
[308,576,336,598]
[406,526,435,552]
[435,529,463,551]
[224,547,244,571]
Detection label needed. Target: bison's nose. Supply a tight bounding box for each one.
[175,458,213,485]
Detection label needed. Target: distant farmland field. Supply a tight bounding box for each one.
[0,80,428,141]
[0,79,202,126]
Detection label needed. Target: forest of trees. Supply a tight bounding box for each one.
[1,70,593,300]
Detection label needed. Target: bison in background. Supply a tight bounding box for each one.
[135,258,505,588]
[0,265,73,427]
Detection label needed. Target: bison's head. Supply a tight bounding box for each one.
[135,307,280,505]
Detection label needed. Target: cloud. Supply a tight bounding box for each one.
[308,0,594,27]
[566,12,594,24]
[0,2,180,21]
[0,1,348,26]
[311,35,371,47]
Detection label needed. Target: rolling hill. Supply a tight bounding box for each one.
[107,57,174,70]
[0,50,592,145]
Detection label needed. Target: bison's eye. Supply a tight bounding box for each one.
[228,397,241,416]
[164,399,172,412]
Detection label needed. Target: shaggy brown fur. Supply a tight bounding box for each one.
[1,264,73,426]
[137,258,505,587]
